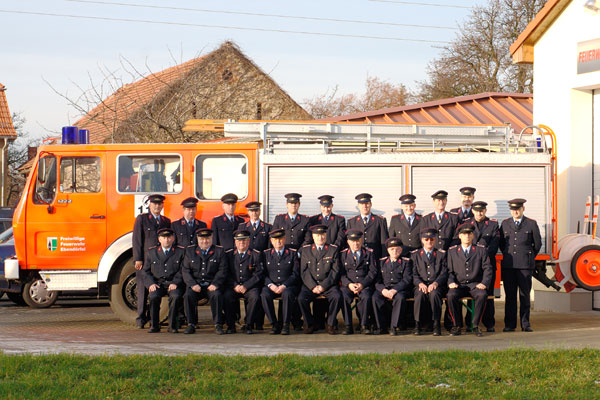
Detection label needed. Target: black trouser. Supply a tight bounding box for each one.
[298,286,342,327]
[148,284,182,330]
[413,286,446,323]
[372,290,408,329]
[502,268,532,329]
[482,266,496,329]
[136,269,148,324]
[260,285,299,326]
[224,287,261,329]
[340,286,373,326]
[184,286,224,326]
[447,285,487,328]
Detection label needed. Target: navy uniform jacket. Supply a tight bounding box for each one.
[499,216,542,270]
[447,244,493,288]
[450,207,474,224]
[272,213,311,250]
[308,213,347,248]
[225,249,264,290]
[182,244,227,288]
[132,213,172,263]
[211,214,245,251]
[388,213,423,253]
[142,245,184,288]
[172,217,207,247]
[346,214,389,259]
[299,244,340,291]
[237,220,272,252]
[340,247,377,288]
[422,211,459,251]
[374,257,413,293]
[411,248,448,287]
[463,217,500,264]
[263,247,299,287]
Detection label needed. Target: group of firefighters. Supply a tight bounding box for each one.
[132,187,542,337]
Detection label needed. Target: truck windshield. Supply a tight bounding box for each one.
[33,155,57,205]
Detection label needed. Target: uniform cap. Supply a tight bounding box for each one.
[196,228,213,237]
[431,190,448,200]
[285,193,302,203]
[318,195,334,206]
[399,194,416,204]
[220,193,238,204]
[309,224,328,234]
[245,201,261,210]
[420,228,438,239]
[180,196,198,208]
[355,193,373,203]
[157,227,175,237]
[459,187,476,196]
[472,201,488,211]
[269,228,286,239]
[457,224,474,234]
[346,229,363,240]
[385,237,403,248]
[508,198,527,210]
[233,229,251,240]
[147,194,165,204]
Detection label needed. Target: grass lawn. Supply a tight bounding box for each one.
[1,349,599,399]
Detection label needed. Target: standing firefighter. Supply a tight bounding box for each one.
[212,193,245,251]
[272,193,311,250]
[423,190,459,251]
[388,194,423,256]
[450,187,476,224]
[172,197,207,247]
[309,195,347,248]
[347,193,389,260]
[132,194,172,329]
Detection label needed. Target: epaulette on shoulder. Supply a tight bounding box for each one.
[289,248,297,252]
[302,244,312,248]
[149,245,158,250]
[252,249,260,254]
[490,218,497,222]
[402,257,410,261]
[186,244,195,249]
[330,244,338,248]
[215,245,223,248]
[379,257,388,261]
[377,215,385,219]
[341,248,349,253]
[365,247,373,252]
[410,249,419,253]
[449,211,458,215]
[439,249,446,253]
[225,248,233,253]
[176,245,185,249]
[449,245,458,250]
[476,244,485,248]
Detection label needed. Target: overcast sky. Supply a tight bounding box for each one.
[1,0,483,137]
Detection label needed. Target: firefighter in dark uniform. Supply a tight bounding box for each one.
[142,228,184,333]
[172,197,207,247]
[272,193,311,250]
[132,194,171,329]
[309,195,347,248]
[450,187,476,224]
[423,190,459,251]
[463,201,500,332]
[389,194,423,256]
[298,224,342,334]
[447,224,493,337]
[211,193,245,251]
[223,230,264,334]
[347,193,389,260]
[499,198,542,332]
[260,228,300,335]
[372,238,413,336]
[339,229,377,335]
[411,228,448,336]
[237,201,272,252]
[182,228,228,335]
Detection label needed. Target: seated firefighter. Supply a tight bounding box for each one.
[372,237,413,336]
[224,230,264,334]
[142,228,184,333]
[447,224,493,337]
[182,228,228,335]
[260,228,300,335]
[339,229,377,335]
[411,228,448,336]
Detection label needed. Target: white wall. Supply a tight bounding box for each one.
[533,0,600,237]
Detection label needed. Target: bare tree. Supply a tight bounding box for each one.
[417,0,545,102]
[304,76,413,119]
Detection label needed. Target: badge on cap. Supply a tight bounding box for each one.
[318,195,334,206]
[245,201,261,210]
[147,194,165,204]
[459,187,476,196]
[431,190,448,200]
[196,228,213,237]
[180,196,198,208]
[346,229,363,240]
[157,227,175,237]
[385,237,403,248]
[310,224,328,234]
[472,201,488,211]
[457,224,474,234]
[233,229,251,240]
[508,198,526,210]
[355,193,373,204]
[220,193,238,204]
[285,193,302,203]
[419,228,438,239]
[399,194,416,204]
[269,228,286,239]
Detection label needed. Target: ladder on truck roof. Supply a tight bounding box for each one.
[184,119,549,154]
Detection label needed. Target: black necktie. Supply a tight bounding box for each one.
[364,217,368,225]
[164,249,169,257]
[324,215,329,223]
[202,250,207,256]
[427,252,432,261]
[437,214,442,224]
[464,249,469,257]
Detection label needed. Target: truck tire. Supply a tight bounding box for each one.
[22,278,59,308]
[571,245,600,291]
[109,257,168,324]
[6,291,26,306]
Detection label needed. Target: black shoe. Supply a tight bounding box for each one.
[304,325,314,334]
[486,327,495,333]
[281,324,290,335]
[293,323,304,332]
[148,327,160,333]
[465,327,473,333]
[215,324,224,335]
[168,328,179,334]
[522,327,533,332]
[184,325,196,334]
[473,327,483,337]
[361,325,371,335]
[343,325,354,335]
[413,322,422,336]
[255,324,264,331]
[449,326,461,336]
[390,327,400,336]
[136,320,146,329]
[503,327,515,332]
[246,328,253,335]
[326,324,337,335]
[226,326,236,334]
[270,325,281,335]
[433,325,442,337]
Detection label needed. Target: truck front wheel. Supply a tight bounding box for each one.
[22,278,59,308]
